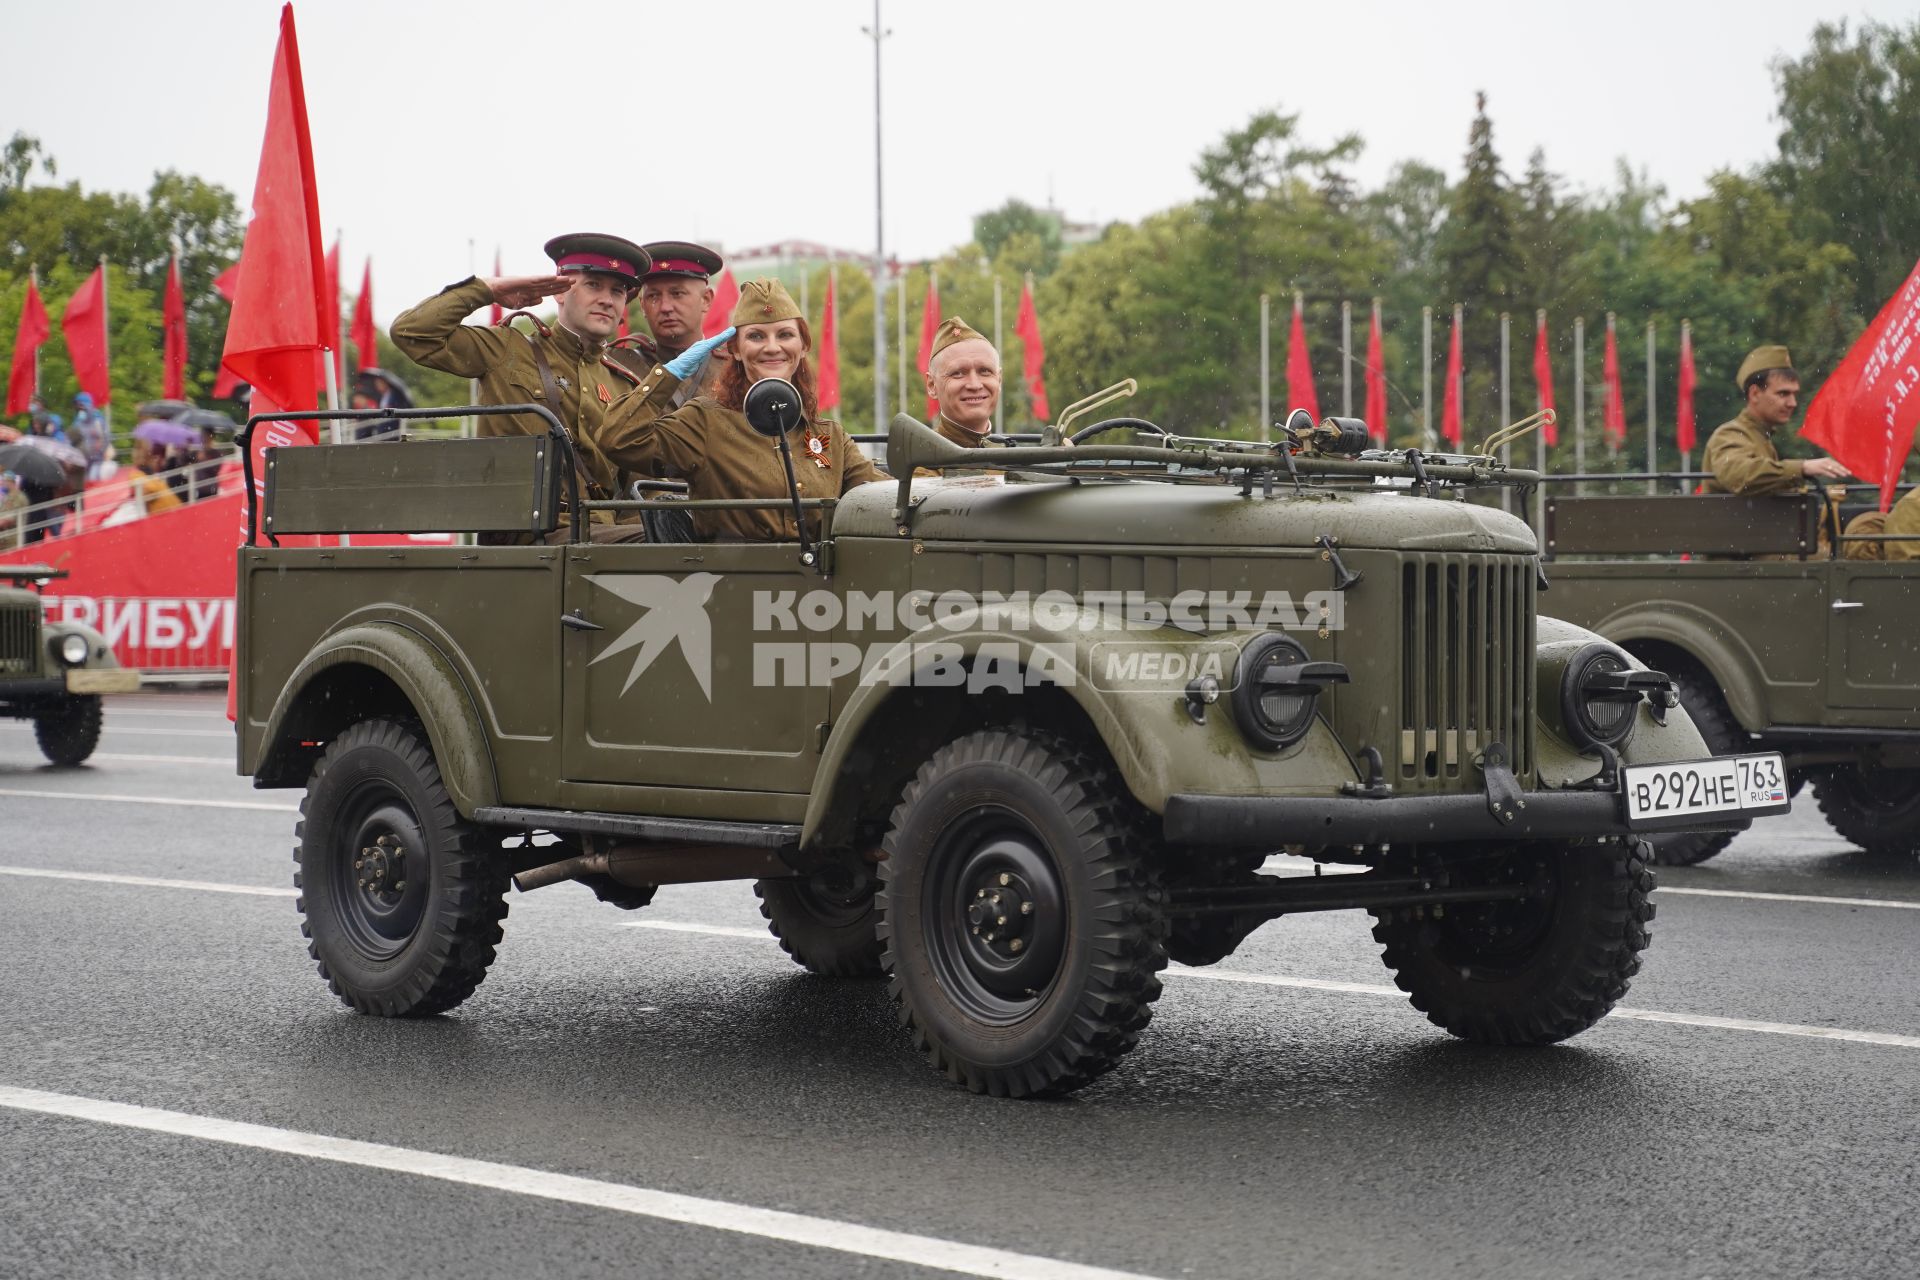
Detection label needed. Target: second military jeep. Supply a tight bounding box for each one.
[233,397,1783,1097]
[1,565,140,764]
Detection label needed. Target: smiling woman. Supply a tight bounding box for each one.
[599,279,887,541]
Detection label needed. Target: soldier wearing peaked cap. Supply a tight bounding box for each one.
[1702,345,1848,496]
[390,233,655,543]
[916,316,1005,476]
[617,241,726,409]
[602,278,888,542]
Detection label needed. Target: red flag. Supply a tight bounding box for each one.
[1601,316,1627,449]
[212,263,242,398]
[163,256,188,400]
[6,278,50,415]
[1013,276,1050,422]
[704,269,739,338]
[1441,311,1463,446]
[917,274,940,419]
[1803,256,1920,511]
[1676,324,1697,455]
[617,309,630,340]
[1364,302,1387,443]
[489,247,503,326]
[220,2,328,415]
[1286,294,1319,422]
[61,266,111,405]
[817,272,840,413]
[1532,317,1559,446]
[350,257,377,372]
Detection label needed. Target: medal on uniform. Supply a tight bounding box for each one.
[597,384,611,404]
[805,430,831,469]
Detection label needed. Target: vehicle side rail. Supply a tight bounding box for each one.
[1542,492,1823,559]
[472,805,801,849]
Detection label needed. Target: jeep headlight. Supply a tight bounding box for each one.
[1229,634,1348,751]
[56,634,89,666]
[1560,643,1638,749]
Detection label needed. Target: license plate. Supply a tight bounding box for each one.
[65,668,141,694]
[1622,753,1790,826]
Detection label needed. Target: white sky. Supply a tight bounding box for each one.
[5,0,1914,323]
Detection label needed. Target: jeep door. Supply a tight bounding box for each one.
[559,542,827,803]
[1825,559,1920,715]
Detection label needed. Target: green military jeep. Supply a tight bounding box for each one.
[1,565,140,764]
[1540,489,1920,865]
[234,398,1783,1097]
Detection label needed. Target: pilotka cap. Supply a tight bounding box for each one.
[732,278,803,327]
[1737,345,1794,391]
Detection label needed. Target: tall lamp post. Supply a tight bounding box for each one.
[863,1,890,433]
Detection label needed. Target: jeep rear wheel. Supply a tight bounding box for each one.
[1812,767,1920,859]
[295,719,508,1016]
[1371,839,1655,1045]
[754,876,883,977]
[1648,667,1741,866]
[878,728,1168,1098]
[33,694,101,766]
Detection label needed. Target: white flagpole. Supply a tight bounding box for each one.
[1422,305,1432,449]
[1259,293,1270,443]
[98,255,112,443]
[992,275,1004,435]
[1645,318,1658,495]
[1341,299,1353,418]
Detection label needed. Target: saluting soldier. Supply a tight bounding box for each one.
[916,317,1004,476]
[1703,346,1848,495]
[602,278,887,541]
[615,242,726,408]
[389,233,653,543]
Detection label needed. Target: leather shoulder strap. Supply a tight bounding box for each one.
[518,330,602,503]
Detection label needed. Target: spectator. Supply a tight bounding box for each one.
[70,392,111,479]
[127,440,183,514]
[0,471,28,548]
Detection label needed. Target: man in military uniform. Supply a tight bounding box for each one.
[1703,346,1848,494]
[911,317,1004,476]
[623,242,725,408]
[1841,487,1920,561]
[390,233,653,542]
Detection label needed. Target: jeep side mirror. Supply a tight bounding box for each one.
[744,377,805,438]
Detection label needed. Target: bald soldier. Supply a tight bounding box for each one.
[1703,345,1849,495]
[391,233,653,543]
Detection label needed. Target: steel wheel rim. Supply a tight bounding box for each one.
[923,804,1067,1025]
[1428,850,1557,974]
[330,779,429,961]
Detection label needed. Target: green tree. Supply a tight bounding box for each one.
[972,200,1062,276]
[1435,92,1520,430]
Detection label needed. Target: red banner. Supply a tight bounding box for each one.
[1676,325,1698,455]
[817,272,840,412]
[1286,295,1319,422]
[7,277,49,415]
[1364,303,1387,443]
[1441,313,1463,446]
[1014,277,1049,422]
[1802,257,1920,511]
[61,266,111,405]
[704,270,739,338]
[1532,317,1559,445]
[917,274,940,420]
[163,257,188,400]
[1602,317,1627,448]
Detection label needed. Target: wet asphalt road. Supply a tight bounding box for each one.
[1,692,1916,1279]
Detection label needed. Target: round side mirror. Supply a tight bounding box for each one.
[744,378,805,438]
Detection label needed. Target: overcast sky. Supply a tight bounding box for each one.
[4,0,1914,322]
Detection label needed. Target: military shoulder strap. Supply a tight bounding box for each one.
[515,328,605,506]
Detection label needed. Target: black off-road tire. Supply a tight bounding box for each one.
[33,694,102,766]
[877,727,1168,1098]
[1163,850,1269,967]
[295,719,508,1016]
[1371,839,1655,1045]
[1812,767,1920,860]
[1648,666,1742,867]
[753,877,883,977]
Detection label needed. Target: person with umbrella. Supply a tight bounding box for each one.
[0,440,78,540]
[350,368,412,442]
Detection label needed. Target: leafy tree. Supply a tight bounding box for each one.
[1436,93,1520,429]
[972,200,1063,276]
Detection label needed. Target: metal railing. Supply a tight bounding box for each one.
[0,453,241,549]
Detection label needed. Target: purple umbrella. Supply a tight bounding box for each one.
[133,418,205,448]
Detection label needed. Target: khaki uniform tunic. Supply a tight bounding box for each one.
[602,368,888,541]
[390,277,638,528]
[915,414,1002,477]
[1702,410,1808,496]
[1841,489,1920,561]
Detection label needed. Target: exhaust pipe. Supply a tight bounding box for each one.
[512,842,795,893]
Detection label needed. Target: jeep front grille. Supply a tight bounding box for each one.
[0,602,38,675]
[1397,554,1535,790]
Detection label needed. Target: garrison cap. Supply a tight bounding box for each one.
[640,241,723,283]
[929,316,992,363]
[1737,345,1795,391]
[733,278,803,327]
[543,232,651,287]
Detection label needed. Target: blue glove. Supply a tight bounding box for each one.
[666,328,735,379]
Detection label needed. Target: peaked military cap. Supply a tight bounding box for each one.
[543,233,651,287]
[929,316,992,362]
[1736,345,1794,391]
[640,241,723,283]
[733,278,803,327]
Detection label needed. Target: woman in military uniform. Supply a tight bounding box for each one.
[601,279,886,541]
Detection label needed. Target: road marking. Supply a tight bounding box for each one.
[0,788,295,812]
[623,921,1920,1051]
[0,1085,1166,1280]
[0,723,231,738]
[1659,886,1920,911]
[0,867,295,897]
[90,752,232,766]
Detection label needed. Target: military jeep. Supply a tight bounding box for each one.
[233,399,1782,1097]
[1,565,140,764]
[1540,487,1920,865]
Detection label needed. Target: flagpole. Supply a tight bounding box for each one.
[992,275,1004,435]
[97,255,112,445]
[863,0,890,435]
[1453,302,1464,449]
[895,273,907,416]
[1645,318,1657,495]
[1499,310,1512,513]
[1680,318,1692,484]
[799,269,808,325]
[1574,316,1586,496]
[1421,305,1432,449]
[1340,299,1353,418]
[1536,308,1548,536]
[1258,293,1271,443]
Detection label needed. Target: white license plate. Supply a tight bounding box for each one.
[1622,753,1790,826]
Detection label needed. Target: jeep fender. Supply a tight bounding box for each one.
[253,621,498,813]
[1569,601,1770,731]
[801,609,1358,848]
[44,619,124,668]
[1535,615,1710,787]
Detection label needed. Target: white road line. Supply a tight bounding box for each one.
[90,752,232,766]
[0,723,231,738]
[1659,886,1920,910]
[623,921,1920,1052]
[0,867,295,897]
[0,1085,1165,1280]
[0,788,295,812]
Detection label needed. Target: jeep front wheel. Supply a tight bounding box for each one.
[1812,767,1920,859]
[295,719,508,1016]
[34,694,101,766]
[878,728,1167,1098]
[1371,839,1655,1045]
[753,876,883,977]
